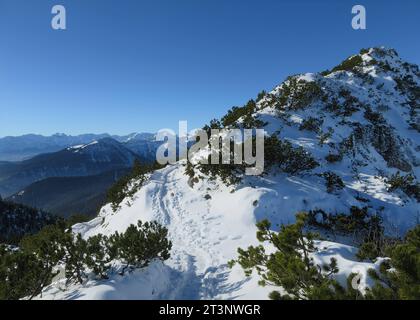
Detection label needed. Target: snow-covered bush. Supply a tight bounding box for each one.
[106,160,162,212]
[221,100,257,128]
[264,135,319,174]
[366,225,420,299]
[231,213,420,300]
[299,117,323,133]
[387,172,420,202]
[277,77,324,110]
[0,220,172,300]
[307,207,383,241]
[322,171,345,193]
[321,54,364,75]
[108,221,172,274]
[325,153,343,163]
[230,213,362,300]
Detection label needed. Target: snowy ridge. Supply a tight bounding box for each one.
[67,141,99,152]
[38,47,419,300]
[252,47,419,231]
[40,163,378,300]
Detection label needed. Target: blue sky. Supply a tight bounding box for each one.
[0,0,419,137]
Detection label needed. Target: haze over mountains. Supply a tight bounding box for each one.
[0,133,162,217]
[0,132,158,162]
[8,169,130,218]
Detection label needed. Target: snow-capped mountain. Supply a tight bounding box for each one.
[0,133,110,162]
[0,138,140,197]
[39,47,419,300]
[123,133,162,162]
[0,132,158,162]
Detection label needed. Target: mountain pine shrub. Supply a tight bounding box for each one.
[107,160,163,212]
[365,225,420,299]
[229,213,362,300]
[306,207,388,260]
[0,219,172,299]
[307,207,384,242]
[318,128,334,146]
[277,78,323,110]
[299,117,323,133]
[220,100,265,128]
[387,172,420,202]
[322,171,345,193]
[330,55,363,74]
[256,90,267,102]
[85,234,111,280]
[231,212,419,300]
[109,221,172,274]
[63,233,89,285]
[325,153,343,163]
[0,247,47,300]
[221,100,255,127]
[264,135,319,174]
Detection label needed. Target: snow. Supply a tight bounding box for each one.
[67,144,84,150]
[311,240,383,293]
[67,141,98,153]
[40,162,381,300]
[297,73,316,82]
[37,47,419,300]
[38,262,172,300]
[346,174,403,205]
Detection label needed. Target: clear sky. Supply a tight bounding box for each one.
[0,0,419,137]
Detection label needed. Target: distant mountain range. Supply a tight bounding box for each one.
[0,137,143,197]
[0,133,164,218]
[0,132,158,162]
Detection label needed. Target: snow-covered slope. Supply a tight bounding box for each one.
[250,47,420,232]
[38,47,419,300]
[39,163,380,300]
